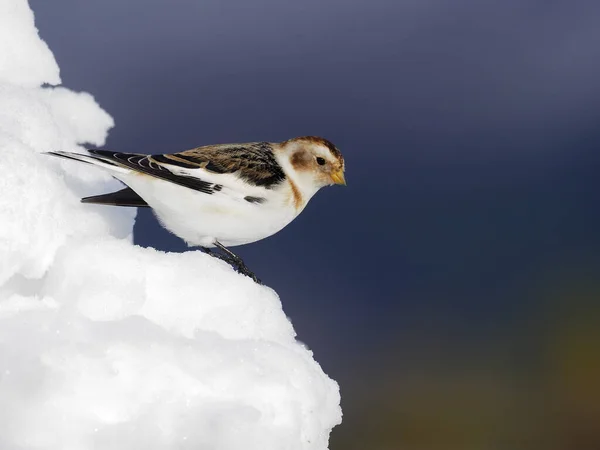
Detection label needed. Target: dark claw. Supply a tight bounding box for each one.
[199,244,262,284]
[233,263,262,284]
[225,254,262,285]
[200,246,234,264]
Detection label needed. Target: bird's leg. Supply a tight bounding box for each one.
[213,241,262,284]
[199,246,236,265]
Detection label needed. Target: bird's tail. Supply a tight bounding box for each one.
[46,151,150,208]
[81,187,149,207]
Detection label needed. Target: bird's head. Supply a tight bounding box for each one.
[278,136,346,190]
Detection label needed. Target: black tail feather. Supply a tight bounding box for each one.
[81,187,149,208]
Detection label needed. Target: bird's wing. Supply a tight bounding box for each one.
[83,142,286,197]
[81,149,219,194]
[149,142,286,189]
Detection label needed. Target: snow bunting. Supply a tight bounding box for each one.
[47,136,346,283]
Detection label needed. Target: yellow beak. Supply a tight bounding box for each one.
[331,169,346,186]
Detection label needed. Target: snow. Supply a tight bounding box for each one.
[0,1,342,449]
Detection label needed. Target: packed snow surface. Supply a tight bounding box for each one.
[0,1,342,448]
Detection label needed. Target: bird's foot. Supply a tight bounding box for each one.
[232,261,262,284]
[223,254,262,284]
[199,246,262,284]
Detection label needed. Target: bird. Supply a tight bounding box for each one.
[46,136,346,283]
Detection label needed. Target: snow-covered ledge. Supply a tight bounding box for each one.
[0,1,342,448]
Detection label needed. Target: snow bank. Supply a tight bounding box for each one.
[0,1,342,449]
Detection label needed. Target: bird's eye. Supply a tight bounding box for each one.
[316,157,326,166]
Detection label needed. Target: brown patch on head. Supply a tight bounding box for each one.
[290,149,313,171]
[287,177,303,210]
[284,136,344,165]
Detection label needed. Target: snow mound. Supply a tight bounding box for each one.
[0,1,342,449]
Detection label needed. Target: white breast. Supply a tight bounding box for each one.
[116,172,299,248]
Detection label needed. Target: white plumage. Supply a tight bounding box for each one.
[116,168,299,248]
[47,136,346,282]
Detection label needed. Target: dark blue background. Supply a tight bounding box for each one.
[31,1,600,447]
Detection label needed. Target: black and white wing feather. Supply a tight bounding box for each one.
[87,150,220,194]
[147,142,286,189]
[47,142,286,207]
[75,142,286,192]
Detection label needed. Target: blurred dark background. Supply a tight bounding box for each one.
[31,0,600,448]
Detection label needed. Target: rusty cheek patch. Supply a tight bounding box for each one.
[290,150,313,171]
